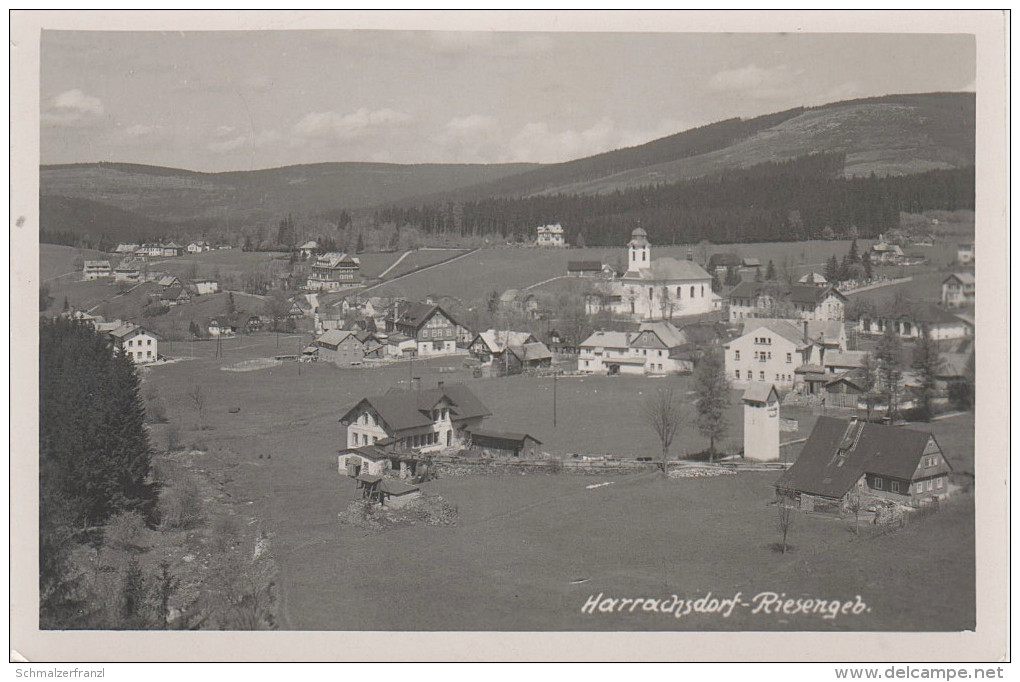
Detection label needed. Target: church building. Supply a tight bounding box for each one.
[585,227,715,320]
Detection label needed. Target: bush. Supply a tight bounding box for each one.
[103,511,153,553]
[146,400,168,424]
[158,473,203,529]
[211,514,243,553]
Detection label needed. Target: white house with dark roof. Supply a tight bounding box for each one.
[306,251,360,291]
[468,329,538,363]
[108,323,158,364]
[339,382,491,453]
[585,228,714,320]
[857,303,972,341]
[312,329,365,366]
[724,318,844,390]
[535,223,566,247]
[579,320,691,375]
[727,281,847,323]
[941,273,975,308]
[82,260,112,280]
[385,302,463,357]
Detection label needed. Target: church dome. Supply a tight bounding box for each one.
[631,227,648,238]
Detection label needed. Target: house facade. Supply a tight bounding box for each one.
[957,242,974,265]
[727,282,847,323]
[385,303,462,357]
[775,417,952,513]
[108,323,158,364]
[535,223,566,247]
[313,329,366,366]
[82,260,112,280]
[725,319,816,389]
[194,280,219,295]
[941,273,975,308]
[579,321,691,375]
[468,329,538,363]
[306,251,361,291]
[113,267,141,283]
[339,383,491,454]
[468,429,542,458]
[857,304,971,341]
[585,228,714,320]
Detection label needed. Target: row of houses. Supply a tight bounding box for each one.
[65,311,160,364]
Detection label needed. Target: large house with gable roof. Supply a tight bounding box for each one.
[774,417,952,513]
[385,302,465,357]
[578,320,692,375]
[726,281,847,323]
[339,382,491,453]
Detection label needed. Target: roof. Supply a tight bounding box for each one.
[469,428,542,446]
[728,281,846,305]
[739,318,805,346]
[473,329,535,354]
[315,329,359,347]
[83,260,111,267]
[775,417,950,499]
[109,322,154,339]
[379,479,420,496]
[314,251,359,267]
[158,276,178,286]
[299,240,318,249]
[507,342,552,362]
[742,383,779,404]
[579,330,631,349]
[339,383,491,432]
[824,350,868,369]
[647,257,712,281]
[162,285,189,299]
[798,272,828,284]
[742,258,761,267]
[708,253,741,268]
[342,446,391,461]
[824,368,868,391]
[389,303,458,331]
[567,260,604,272]
[637,320,686,348]
[805,320,844,345]
[943,272,976,285]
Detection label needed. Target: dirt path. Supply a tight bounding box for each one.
[377,250,413,278]
[332,247,480,305]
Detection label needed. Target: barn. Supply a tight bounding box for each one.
[468,429,542,458]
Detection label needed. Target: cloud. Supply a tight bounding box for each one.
[41,88,106,127]
[708,64,799,99]
[119,124,162,139]
[506,118,618,163]
[292,108,412,141]
[208,129,282,154]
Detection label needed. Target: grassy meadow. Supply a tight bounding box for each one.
[136,334,974,631]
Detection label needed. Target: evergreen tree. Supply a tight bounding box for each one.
[875,324,904,419]
[120,559,150,629]
[227,292,236,316]
[575,231,585,249]
[40,285,53,312]
[62,297,70,313]
[861,252,873,280]
[824,255,840,282]
[710,270,722,294]
[911,326,944,421]
[765,260,776,281]
[188,320,200,338]
[858,352,879,422]
[694,349,731,461]
[356,232,365,253]
[724,266,740,287]
[753,267,763,283]
[847,238,861,264]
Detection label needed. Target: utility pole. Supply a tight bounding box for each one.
[297,336,302,375]
[553,366,558,428]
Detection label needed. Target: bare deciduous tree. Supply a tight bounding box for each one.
[187,385,205,429]
[776,501,794,554]
[643,386,685,475]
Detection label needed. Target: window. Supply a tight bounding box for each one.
[786,353,792,363]
[690,286,695,298]
[648,288,654,299]
[642,252,646,262]
[759,371,765,381]
[147,339,152,346]
[701,285,704,297]
[927,480,933,492]
[891,481,900,493]
[775,374,780,381]
[936,478,944,489]
[735,370,741,379]
[676,287,682,297]
[735,350,740,361]
[873,477,883,490]
[658,350,663,357]
[362,434,368,446]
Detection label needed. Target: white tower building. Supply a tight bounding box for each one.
[742,383,780,461]
[627,227,650,274]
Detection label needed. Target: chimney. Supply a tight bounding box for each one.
[802,320,809,343]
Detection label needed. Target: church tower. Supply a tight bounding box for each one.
[627,227,651,274]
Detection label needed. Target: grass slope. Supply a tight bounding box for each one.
[138,339,974,631]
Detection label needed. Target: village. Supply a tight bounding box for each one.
[37,206,977,630]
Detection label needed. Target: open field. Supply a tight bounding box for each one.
[138,336,974,631]
[39,244,110,281]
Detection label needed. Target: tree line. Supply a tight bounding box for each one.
[374,155,974,247]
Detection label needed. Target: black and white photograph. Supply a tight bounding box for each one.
[11,10,1009,665]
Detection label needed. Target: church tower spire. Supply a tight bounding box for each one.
[627,226,651,273]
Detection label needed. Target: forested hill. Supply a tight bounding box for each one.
[376,154,975,247]
[389,92,975,207]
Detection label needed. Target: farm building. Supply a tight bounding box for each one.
[941,273,975,308]
[158,276,181,291]
[823,350,868,376]
[108,323,158,364]
[339,382,491,453]
[208,318,238,337]
[707,252,742,275]
[775,417,952,514]
[567,260,605,277]
[297,240,318,260]
[857,303,972,341]
[726,282,847,323]
[468,429,542,458]
[161,242,184,257]
[246,315,264,333]
[313,329,366,366]
[159,285,191,307]
[355,475,422,508]
[186,241,212,253]
[870,239,905,264]
[384,302,463,357]
[82,260,112,280]
[115,243,140,254]
[469,329,538,363]
[503,342,553,373]
[822,369,869,408]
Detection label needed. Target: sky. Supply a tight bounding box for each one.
[40,30,976,172]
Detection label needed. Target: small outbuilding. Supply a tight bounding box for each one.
[468,429,542,458]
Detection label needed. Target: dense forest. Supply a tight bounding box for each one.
[375,154,975,246]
